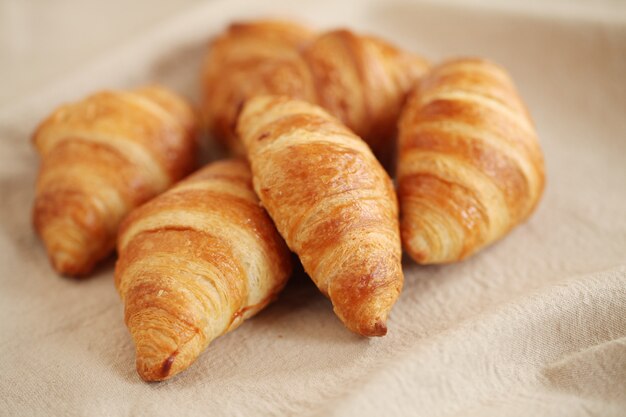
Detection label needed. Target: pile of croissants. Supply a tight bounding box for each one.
[31,20,545,381]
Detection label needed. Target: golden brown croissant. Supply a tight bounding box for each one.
[397,58,546,264]
[201,20,316,155]
[300,29,429,162]
[115,159,292,381]
[33,86,197,276]
[201,20,429,162]
[238,95,403,337]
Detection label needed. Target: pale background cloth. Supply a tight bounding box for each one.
[0,0,625,416]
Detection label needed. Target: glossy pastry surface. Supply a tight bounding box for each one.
[116,159,292,381]
[33,86,197,276]
[397,58,545,264]
[202,20,429,163]
[238,95,403,337]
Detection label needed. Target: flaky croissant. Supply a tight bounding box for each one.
[397,58,546,264]
[33,86,197,276]
[201,20,316,155]
[202,20,429,162]
[115,159,292,381]
[238,95,403,337]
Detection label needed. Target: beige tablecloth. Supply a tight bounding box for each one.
[1,1,625,416]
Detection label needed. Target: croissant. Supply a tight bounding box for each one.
[397,58,546,264]
[115,159,292,381]
[201,20,316,155]
[202,20,429,163]
[238,95,403,337]
[300,29,429,163]
[33,86,197,276]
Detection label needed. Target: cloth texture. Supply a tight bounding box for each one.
[0,0,625,415]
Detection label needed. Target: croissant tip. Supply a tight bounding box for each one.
[130,314,204,382]
[360,319,388,337]
[49,250,71,271]
[160,351,178,377]
[136,350,179,382]
[373,320,388,336]
[48,249,91,277]
[329,281,397,338]
[35,203,103,276]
